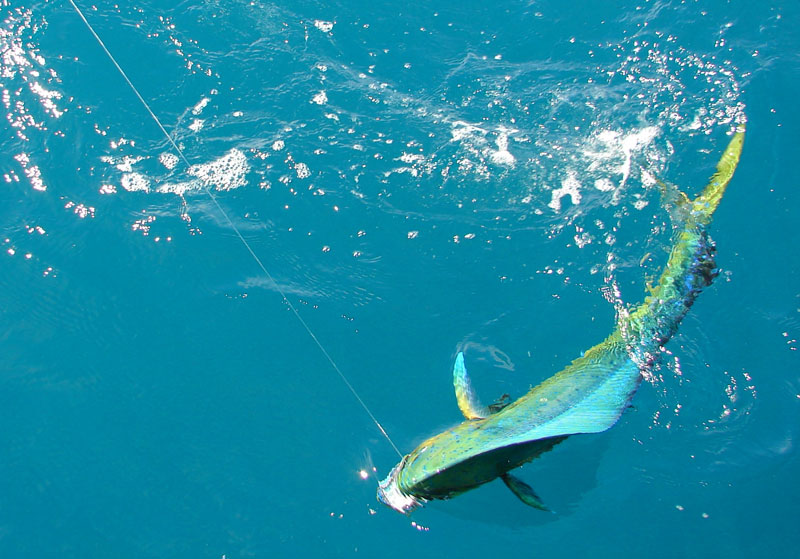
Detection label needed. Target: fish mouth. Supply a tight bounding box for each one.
[377,460,424,514]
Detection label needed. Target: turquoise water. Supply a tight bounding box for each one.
[1,0,798,556]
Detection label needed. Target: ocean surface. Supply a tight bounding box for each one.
[1,0,798,556]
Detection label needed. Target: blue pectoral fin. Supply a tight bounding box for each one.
[453,352,489,420]
[501,473,551,512]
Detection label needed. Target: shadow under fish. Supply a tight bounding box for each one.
[378,127,746,514]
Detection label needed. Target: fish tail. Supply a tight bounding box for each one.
[620,126,745,354]
[689,126,745,225]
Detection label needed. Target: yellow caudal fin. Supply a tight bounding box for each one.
[691,126,746,223]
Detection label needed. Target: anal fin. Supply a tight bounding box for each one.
[501,473,551,512]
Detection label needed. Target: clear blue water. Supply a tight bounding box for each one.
[1,0,798,556]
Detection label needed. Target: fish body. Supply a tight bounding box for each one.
[378,129,745,514]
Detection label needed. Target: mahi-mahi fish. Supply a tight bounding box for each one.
[378,127,745,514]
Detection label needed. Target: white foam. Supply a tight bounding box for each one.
[548,170,582,212]
[29,82,63,118]
[489,132,515,166]
[121,172,151,193]
[295,162,310,179]
[159,152,179,170]
[594,178,615,192]
[101,154,145,173]
[583,126,660,191]
[188,148,249,191]
[451,120,484,143]
[192,97,210,115]
[156,180,199,196]
[619,127,659,187]
[13,152,46,191]
[399,152,424,164]
[311,91,328,105]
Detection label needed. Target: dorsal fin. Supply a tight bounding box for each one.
[453,352,489,420]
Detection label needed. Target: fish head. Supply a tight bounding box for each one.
[377,459,424,514]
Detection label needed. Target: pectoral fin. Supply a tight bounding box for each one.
[488,393,511,414]
[453,352,489,420]
[501,473,551,512]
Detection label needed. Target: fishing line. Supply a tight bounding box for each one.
[67,0,403,459]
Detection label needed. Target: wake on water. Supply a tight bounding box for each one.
[1,3,747,444]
